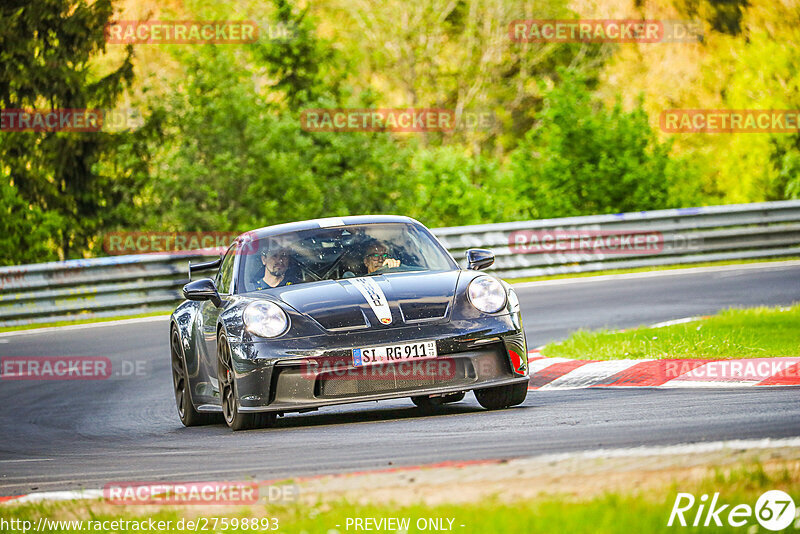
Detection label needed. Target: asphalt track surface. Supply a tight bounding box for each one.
[1,263,799,496]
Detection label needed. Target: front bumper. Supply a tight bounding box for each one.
[229,315,528,413]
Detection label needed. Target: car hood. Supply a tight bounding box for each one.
[267,270,460,331]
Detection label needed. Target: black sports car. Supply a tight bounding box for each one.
[170,215,529,430]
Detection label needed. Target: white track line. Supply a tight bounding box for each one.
[0,459,54,464]
[7,489,104,503]
[0,315,170,338]
[528,437,800,462]
[512,260,800,288]
[649,316,703,328]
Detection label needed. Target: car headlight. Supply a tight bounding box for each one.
[467,276,507,314]
[243,301,289,338]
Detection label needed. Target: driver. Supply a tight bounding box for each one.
[363,241,401,274]
[252,246,295,289]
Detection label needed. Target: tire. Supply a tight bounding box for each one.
[412,391,465,409]
[170,328,220,426]
[217,332,276,431]
[474,382,528,410]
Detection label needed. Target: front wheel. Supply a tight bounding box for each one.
[218,332,276,431]
[474,382,528,410]
[171,328,220,426]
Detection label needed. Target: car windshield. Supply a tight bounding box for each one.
[238,222,456,292]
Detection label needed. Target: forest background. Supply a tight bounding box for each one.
[2,0,798,265]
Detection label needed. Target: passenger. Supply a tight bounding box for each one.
[363,241,401,274]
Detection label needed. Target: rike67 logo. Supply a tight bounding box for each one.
[668,490,797,531]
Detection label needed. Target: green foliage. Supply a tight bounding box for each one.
[0,0,136,262]
[324,0,611,155]
[770,138,800,201]
[504,72,703,220]
[403,146,502,227]
[137,5,697,237]
[250,0,345,108]
[141,2,414,232]
[0,178,62,266]
[674,0,750,35]
[696,3,800,204]
[3,0,780,267]
[784,149,800,199]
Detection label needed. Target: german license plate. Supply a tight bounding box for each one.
[352,341,437,367]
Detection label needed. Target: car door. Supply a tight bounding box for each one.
[201,243,238,388]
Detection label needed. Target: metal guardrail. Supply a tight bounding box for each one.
[436,200,800,278]
[1,200,799,327]
[0,253,210,327]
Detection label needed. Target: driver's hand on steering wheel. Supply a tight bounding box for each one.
[383,258,401,269]
[365,246,401,273]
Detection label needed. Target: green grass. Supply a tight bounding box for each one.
[0,310,171,333]
[506,256,800,284]
[542,304,800,360]
[1,461,797,533]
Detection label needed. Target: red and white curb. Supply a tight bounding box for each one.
[526,350,800,389]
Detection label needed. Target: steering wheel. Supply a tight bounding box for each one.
[371,264,427,275]
[371,264,403,274]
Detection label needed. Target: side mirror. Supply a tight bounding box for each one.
[183,278,222,307]
[465,249,495,271]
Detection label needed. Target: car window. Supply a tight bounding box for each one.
[238,222,456,291]
[215,244,237,294]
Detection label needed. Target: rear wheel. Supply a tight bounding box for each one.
[218,332,276,431]
[170,328,219,426]
[474,382,528,410]
[411,391,465,409]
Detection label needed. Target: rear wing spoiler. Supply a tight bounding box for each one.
[188,258,221,281]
